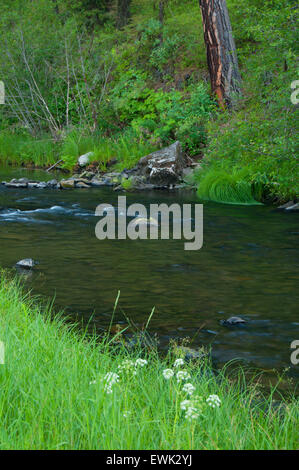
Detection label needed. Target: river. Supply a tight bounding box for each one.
[0,168,298,387]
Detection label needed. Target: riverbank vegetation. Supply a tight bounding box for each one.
[0,275,298,450]
[0,0,298,203]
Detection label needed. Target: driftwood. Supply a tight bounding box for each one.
[46,159,63,172]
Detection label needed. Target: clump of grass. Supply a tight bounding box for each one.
[0,131,58,167]
[113,133,154,171]
[196,168,263,205]
[0,275,297,450]
[60,129,154,172]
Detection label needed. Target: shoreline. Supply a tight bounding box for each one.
[0,275,298,449]
[0,167,298,210]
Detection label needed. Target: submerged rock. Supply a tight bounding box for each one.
[131,217,159,227]
[176,346,207,361]
[15,258,38,270]
[220,316,247,326]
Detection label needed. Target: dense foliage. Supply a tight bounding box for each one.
[0,0,298,202]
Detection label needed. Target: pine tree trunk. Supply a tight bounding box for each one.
[199,0,241,108]
[116,0,131,29]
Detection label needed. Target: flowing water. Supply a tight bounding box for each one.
[0,169,298,387]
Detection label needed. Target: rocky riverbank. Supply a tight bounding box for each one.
[1,140,298,209]
[1,141,200,192]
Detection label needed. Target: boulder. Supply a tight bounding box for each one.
[136,141,186,185]
[78,151,93,167]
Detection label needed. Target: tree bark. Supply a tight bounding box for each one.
[199,0,241,108]
[117,0,132,29]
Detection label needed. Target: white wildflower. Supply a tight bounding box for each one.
[89,380,97,385]
[163,368,174,380]
[185,406,200,420]
[181,396,203,420]
[180,399,192,410]
[176,370,191,383]
[135,358,148,367]
[182,383,196,396]
[118,360,135,372]
[102,372,119,394]
[104,372,119,384]
[206,394,221,408]
[174,358,184,368]
[105,384,113,394]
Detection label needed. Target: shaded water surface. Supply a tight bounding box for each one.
[0,169,298,385]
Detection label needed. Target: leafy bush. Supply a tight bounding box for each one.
[111,79,214,156]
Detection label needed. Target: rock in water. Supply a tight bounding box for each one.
[60,179,75,189]
[137,141,187,185]
[277,201,299,212]
[78,152,93,167]
[15,259,37,270]
[220,316,247,326]
[285,203,299,212]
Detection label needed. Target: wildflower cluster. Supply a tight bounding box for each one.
[180,396,204,421]
[162,359,191,383]
[206,394,221,408]
[182,383,195,396]
[118,358,148,376]
[90,356,222,423]
[173,358,184,367]
[163,368,174,380]
[176,370,191,383]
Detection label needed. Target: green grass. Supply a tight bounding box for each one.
[0,275,298,450]
[0,129,155,172]
[0,131,58,167]
[196,168,263,205]
[61,130,155,172]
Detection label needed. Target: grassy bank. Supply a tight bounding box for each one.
[0,276,298,450]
